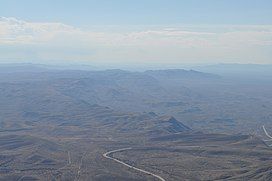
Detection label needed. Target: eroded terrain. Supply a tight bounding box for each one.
[0,67,272,180]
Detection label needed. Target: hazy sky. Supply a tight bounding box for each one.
[0,0,271,65]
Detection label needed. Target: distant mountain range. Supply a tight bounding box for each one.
[194,63,272,79]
